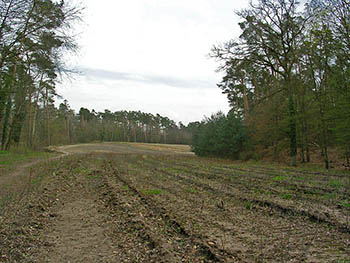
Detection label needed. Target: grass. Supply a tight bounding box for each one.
[141,189,163,195]
[343,202,350,209]
[329,180,344,189]
[122,185,130,191]
[0,150,49,168]
[322,193,337,200]
[184,188,198,193]
[272,175,288,182]
[282,193,292,200]
[245,201,252,210]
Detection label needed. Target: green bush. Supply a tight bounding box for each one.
[190,111,248,159]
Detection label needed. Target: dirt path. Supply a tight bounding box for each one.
[38,194,117,262]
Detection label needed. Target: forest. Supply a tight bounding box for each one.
[0,0,190,150]
[0,0,81,150]
[1,0,350,168]
[192,0,350,168]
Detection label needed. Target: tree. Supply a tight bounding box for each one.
[191,111,248,159]
[212,0,310,166]
[0,0,82,149]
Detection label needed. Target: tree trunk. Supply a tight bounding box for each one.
[46,86,50,145]
[27,88,32,147]
[289,95,297,166]
[1,95,12,150]
[6,103,26,149]
[31,87,41,148]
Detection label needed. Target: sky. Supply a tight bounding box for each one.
[57,0,249,125]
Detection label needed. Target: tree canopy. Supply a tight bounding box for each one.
[210,0,350,167]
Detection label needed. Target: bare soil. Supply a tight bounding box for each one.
[0,143,349,262]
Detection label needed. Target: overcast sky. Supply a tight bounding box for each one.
[57,0,249,124]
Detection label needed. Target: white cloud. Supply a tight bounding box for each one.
[58,0,249,124]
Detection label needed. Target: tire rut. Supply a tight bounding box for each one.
[108,165,224,262]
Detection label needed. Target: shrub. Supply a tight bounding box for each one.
[190,111,248,159]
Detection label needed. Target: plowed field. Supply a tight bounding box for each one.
[0,143,349,262]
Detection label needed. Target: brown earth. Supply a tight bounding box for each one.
[0,142,349,262]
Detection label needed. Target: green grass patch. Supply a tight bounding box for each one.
[245,201,252,210]
[184,188,198,193]
[342,201,350,209]
[272,176,288,182]
[336,259,350,263]
[0,150,49,167]
[295,176,306,181]
[141,189,163,195]
[73,167,92,176]
[121,185,129,191]
[329,180,343,189]
[282,193,292,200]
[322,193,337,200]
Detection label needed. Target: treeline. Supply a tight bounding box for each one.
[1,96,192,148]
[74,107,191,145]
[0,0,81,150]
[197,0,350,168]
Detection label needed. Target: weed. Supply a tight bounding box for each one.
[342,201,350,209]
[121,185,129,191]
[295,176,306,181]
[141,189,162,195]
[329,180,343,189]
[272,176,288,182]
[72,167,90,175]
[88,174,103,180]
[184,188,197,193]
[285,185,297,191]
[322,193,337,200]
[282,193,292,200]
[193,223,201,233]
[245,201,252,210]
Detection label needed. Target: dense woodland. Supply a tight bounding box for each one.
[191,0,350,168]
[0,0,81,150]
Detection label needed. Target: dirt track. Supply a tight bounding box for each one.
[0,143,349,262]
